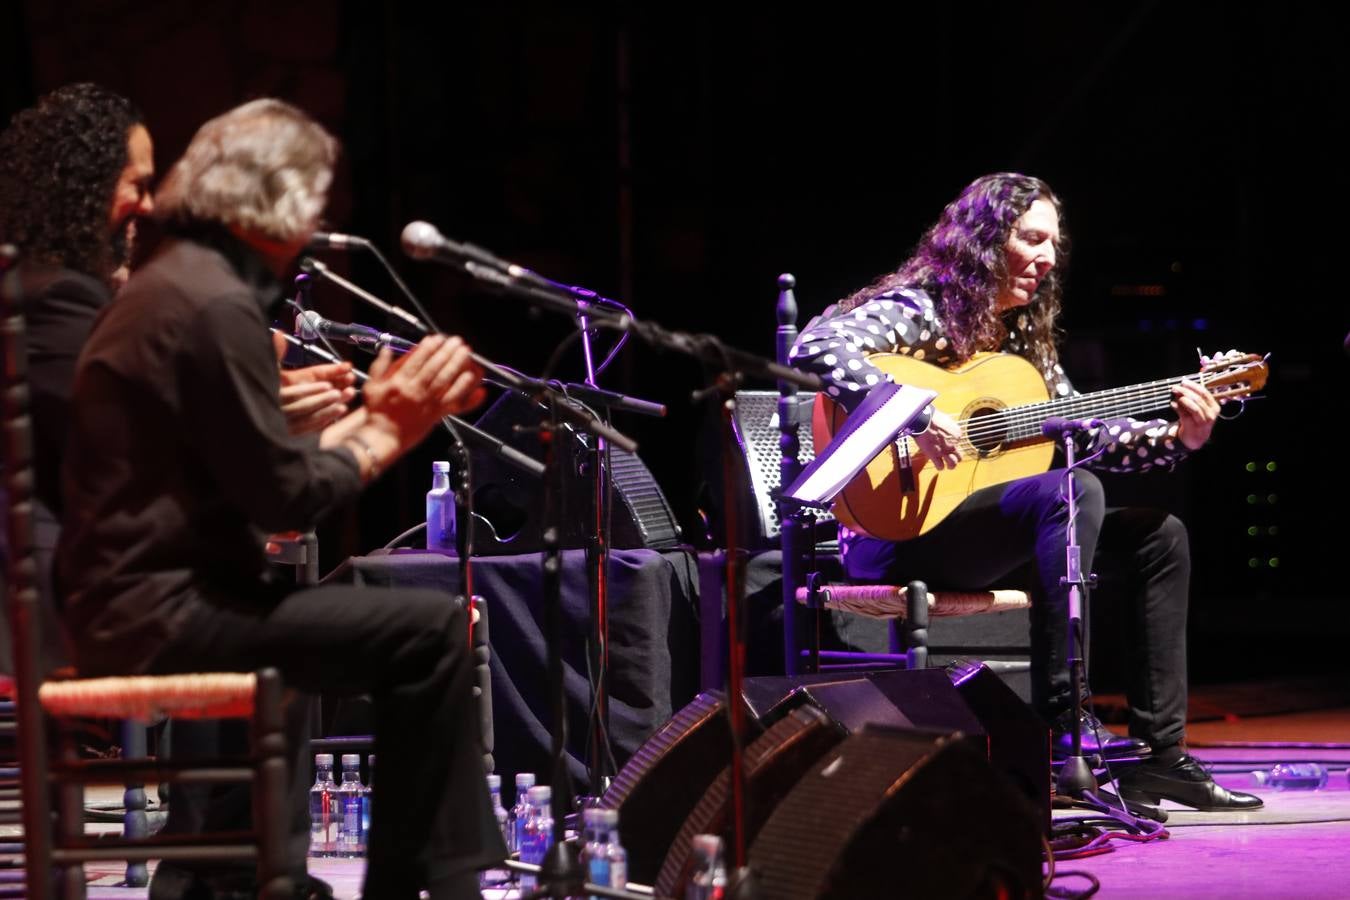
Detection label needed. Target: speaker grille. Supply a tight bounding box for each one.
[656,704,844,898]
[731,391,834,541]
[608,444,681,549]
[749,727,1043,899]
[603,691,764,884]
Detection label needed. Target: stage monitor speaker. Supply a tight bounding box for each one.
[655,704,845,898]
[602,691,764,885]
[749,727,1045,900]
[743,663,1051,834]
[469,391,681,553]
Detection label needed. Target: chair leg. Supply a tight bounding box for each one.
[251,669,294,900]
[119,720,149,887]
[54,726,86,900]
[904,580,930,669]
[472,595,494,774]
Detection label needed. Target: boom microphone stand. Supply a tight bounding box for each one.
[400,228,820,897]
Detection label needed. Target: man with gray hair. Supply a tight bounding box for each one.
[57,99,504,899]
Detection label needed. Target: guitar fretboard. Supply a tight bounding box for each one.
[965,373,1214,444]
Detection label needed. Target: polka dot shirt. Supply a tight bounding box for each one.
[788,286,1190,475]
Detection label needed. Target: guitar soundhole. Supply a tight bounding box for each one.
[964,406,1006,457]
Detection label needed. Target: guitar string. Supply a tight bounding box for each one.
[955,368,1258,443]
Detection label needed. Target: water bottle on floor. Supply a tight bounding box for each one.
[481,774,511,888]
[1255,762,1329,790]
[335,753,365,857]
[426,460,455,551]
[510,772,536,854]
[581,807,627,898]
[686,833,727,900]
[309,753,337,858]
[361,755,374,850]
[518,785,553,892]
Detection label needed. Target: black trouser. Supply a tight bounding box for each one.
[148,582,505,898]
[841,469,1190,750]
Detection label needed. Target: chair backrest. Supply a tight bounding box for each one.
[1,247,43,682]
[730,390,834,543]
[1,245,60,884]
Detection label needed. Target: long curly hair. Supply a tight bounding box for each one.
[839,173,1068,371]
[0,83,143,282]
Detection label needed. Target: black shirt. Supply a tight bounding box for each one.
[21,264,112,517]
[55,229,362,674]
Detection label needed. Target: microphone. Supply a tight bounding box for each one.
[400,220,541,283]
[299,257,428,333]
[295,309,416,352]
[308,231,370,250]
[1041,417,1105,440]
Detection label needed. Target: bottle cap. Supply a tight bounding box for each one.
[487,774,501,790]
[314,753,334,766]
[527,785,552,804]
[516,772,537,788]
[341,753,360,766]
[692,834,723,861]
[433,460,451,473]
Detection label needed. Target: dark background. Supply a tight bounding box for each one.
[5,1,1347,687]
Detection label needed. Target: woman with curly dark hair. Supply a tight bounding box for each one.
[790,172,1259,812]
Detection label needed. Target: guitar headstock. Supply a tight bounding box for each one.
[1198,351,1268,401]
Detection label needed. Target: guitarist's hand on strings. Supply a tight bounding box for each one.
[914,408,965,470]
[1173,379,1221,450]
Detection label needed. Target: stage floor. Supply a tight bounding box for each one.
[55,705,1350,899]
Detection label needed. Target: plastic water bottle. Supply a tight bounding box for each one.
[335,754,365,857]
[518,785,553,892]
[1254,763,1330,790]
[308,753,337,858]
[360,755,374,848]
[686,833,727,900]
[426,460,455,551]
[581,807,627,897]
[481,774,511,888]
[510,772,536,853]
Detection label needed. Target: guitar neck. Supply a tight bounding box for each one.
[995,373,1201,442]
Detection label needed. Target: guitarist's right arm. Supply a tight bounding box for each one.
[787,286,965,469]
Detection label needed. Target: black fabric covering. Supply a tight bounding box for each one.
[332,548,700,790]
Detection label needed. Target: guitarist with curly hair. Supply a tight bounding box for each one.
[790,172,1261,811]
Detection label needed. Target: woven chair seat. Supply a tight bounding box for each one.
[795,584,1030,620]
[38,672,257,721]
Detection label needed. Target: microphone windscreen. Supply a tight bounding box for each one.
[400,221,441,259]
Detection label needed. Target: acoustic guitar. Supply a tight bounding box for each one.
[813,351,1268,542]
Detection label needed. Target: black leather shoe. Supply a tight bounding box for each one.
[1052,710,1152,760]
[1117,754,1264,811]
